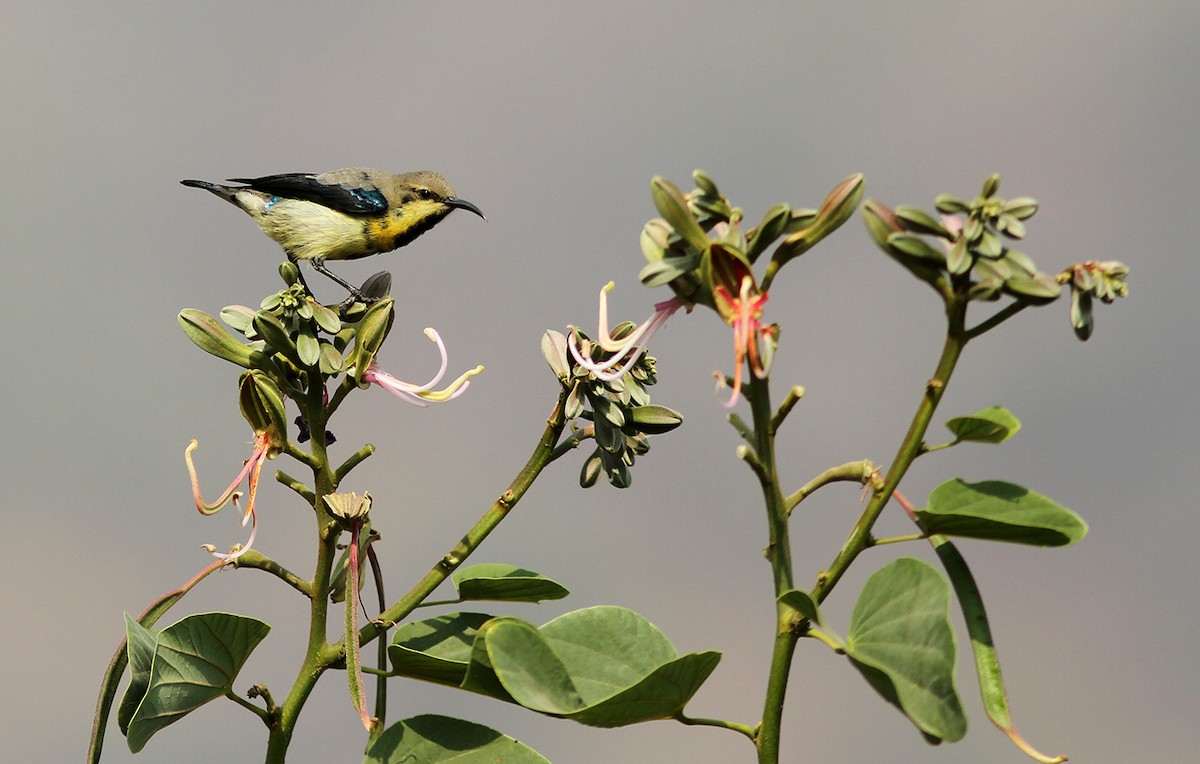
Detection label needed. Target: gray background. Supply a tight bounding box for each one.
[4,2,1196,762]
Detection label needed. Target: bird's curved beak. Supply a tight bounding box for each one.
[447,197,486,221]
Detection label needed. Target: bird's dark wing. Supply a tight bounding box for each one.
[226,172,388,215]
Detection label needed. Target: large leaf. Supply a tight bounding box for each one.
[452,564,570,603]
[120,612,270,752]
[397,606,720,727]
[918,479,1087,547]
[945,406,1021,444]
[845,558,966,743]
[389,612,494,687]
[363,714,550,764]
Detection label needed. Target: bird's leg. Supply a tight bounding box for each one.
[309,258,379,308]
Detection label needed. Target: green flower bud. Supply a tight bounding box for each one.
[179,309,258,369]
[239,370,287,452]
[350,298,395,384]
[651,176,709,254]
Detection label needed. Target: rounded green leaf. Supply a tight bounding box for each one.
[945,406,1021,444]
[388,612,493,687]
[460,606,721,727]
[846,558,966,743]
[122,612,270,753]
[918,479,1088,546]
[452,564,570,603]
[364,714,551,764]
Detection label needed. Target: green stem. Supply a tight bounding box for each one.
[353,391,568,652]
[812,298,968,604]
[674,712,758,741]
[233,550,313,597]
[265,382,342,763]
[784,460,875,514]
[741,374,796,764]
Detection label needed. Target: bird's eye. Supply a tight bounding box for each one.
[416,188,435,200]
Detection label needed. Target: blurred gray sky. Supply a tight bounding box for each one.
[3,2,1197,763]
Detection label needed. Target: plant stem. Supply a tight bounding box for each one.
[743,374,796,764]
[812,298,968,604]
[265,382,341,763]
[354,391,569,653]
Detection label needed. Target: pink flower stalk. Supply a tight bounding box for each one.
[185,431,270,560]
[361,328,483,406]
[568,282,686,382]
[713,275,774,408]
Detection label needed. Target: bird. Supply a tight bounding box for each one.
[181,168,484,300]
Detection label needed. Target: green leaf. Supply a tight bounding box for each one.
[121,613,270,753]
[389,612,494,687]
[457,606,721,726]
[918,479,1088,546]
[363,714,551,764]
[846,558,966,743]
[452,564,570,603]
[931,539,1068,763]
[945,406,1021,444]
[117,615,157,734]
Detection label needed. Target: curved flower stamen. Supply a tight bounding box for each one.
[186,431,271,560]
[359,329,484,407]
[713,275,773,408]
[568,283,685,382]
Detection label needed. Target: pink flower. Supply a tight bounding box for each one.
[568,282,686,381]
[713,275,775,408]
[185,431,271,560]
[360,328,483,406]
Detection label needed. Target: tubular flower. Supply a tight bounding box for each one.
[713,275,776,408]
[185,431,273,560]
[568,282,687,382]
[360,328,483,406]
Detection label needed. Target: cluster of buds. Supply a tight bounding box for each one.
[583,170,861,407]
[544,323,683,489]
[1058,260,1130,340]
[864,174,1128,338]
[178,266,481,557]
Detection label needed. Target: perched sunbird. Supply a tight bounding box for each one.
[181,168,484,299]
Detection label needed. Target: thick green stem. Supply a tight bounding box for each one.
[265,381,342,763]
[743,374,797,764]
[812,298,968,604]
[355,391,568,646]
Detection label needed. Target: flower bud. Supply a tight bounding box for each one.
[179,309,258,369]
[350,298,395,384]
[239,370,287,453]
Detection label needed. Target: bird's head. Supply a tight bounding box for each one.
[390,170,485,222]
